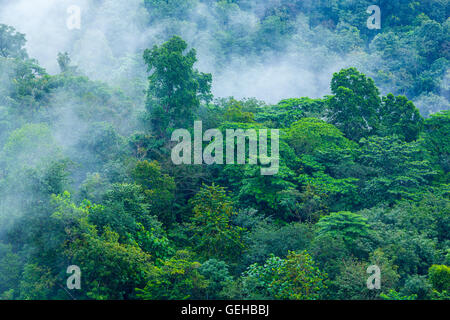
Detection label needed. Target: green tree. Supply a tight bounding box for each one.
[423,110,450,174]
[328,68,381,141]
[243,221,313,267]
[0,243,21,298]
[358,135,436,205]
[286,118,359,214]
[286,118,356,155]
[362,204,440,277]
[67,227,154,300]
[198,259,233,300]
[1,123,60,170]
[0,24,27,59]
[57,52,77,74]
[255,98,325,128]
[136,250,207,300]
[331,249,399,300]
[132,160,176,226]
[188,184,245,261]
[223,99,255,123]
[399,275,432,299]
[143,0,196,19]
[379,94,424,142]
[428,265,450,293]
[89,183,172,261]
[380,290,417,300]
[18,264,56,300]
[241,251,327,300]
[143,36,212,138]
[316,211,370,246]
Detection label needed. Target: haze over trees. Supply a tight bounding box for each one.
[0,0,449,300]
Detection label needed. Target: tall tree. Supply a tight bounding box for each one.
[188,184,245,262]
[423,110,450,174]
[241,251,327,300]
[143,36,212,138]
[0,24,27,59]
[316,211,370,246]
[379,94,424,142]
[132,160,176,226]
[328,68,381,141]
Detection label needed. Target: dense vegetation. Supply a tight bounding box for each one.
[0,0,449,300]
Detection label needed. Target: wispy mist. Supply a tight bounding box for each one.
[0,0,374,103]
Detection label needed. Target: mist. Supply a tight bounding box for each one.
[0,0,449,302]
[0,0,378,103]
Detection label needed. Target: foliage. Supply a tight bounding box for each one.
[187,184,245,261]
[0,2,448,300]
[241,251,327,300]
[428,265,450,293]
[136,250,207,300]
[0,24,27,59]
[316,211,370,245]
[67,227,153,300]
[143,36,212,138]
[379,94,424,142]
[327,68,381,141]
